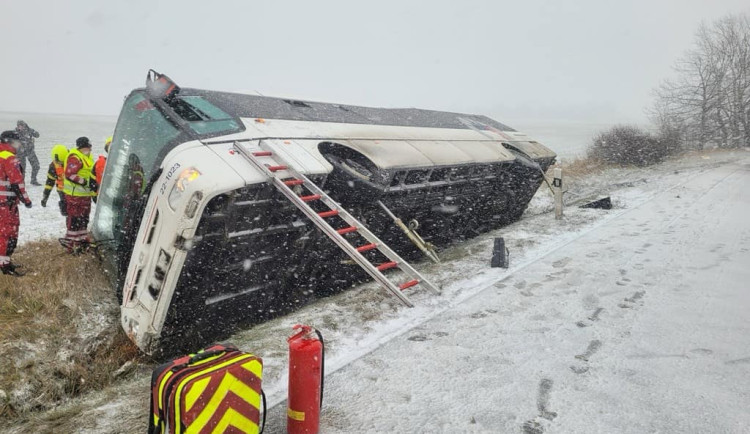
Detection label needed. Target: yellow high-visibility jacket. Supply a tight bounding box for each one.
[63,149,95,197]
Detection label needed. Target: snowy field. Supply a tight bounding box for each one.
[0,112,116,245]
[3,112,749,433]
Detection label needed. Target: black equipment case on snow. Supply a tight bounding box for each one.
[149,343,265,434]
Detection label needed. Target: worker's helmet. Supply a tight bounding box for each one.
[104,136,113,154]
[51,144,68,164]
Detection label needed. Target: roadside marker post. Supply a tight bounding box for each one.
[552,167,564,220]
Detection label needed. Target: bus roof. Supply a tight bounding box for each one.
[178,87,516,132]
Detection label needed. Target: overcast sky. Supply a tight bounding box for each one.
[2,0,748,124]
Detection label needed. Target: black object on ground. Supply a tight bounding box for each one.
[1,263,25,276]
[491,237,509,268]
[580,196,612,210]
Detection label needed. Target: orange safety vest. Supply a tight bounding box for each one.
[54,161,65,190]
[94,155,107,186]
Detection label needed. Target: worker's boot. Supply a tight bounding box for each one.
[1,263,25,276]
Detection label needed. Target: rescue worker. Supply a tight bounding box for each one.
[0,130,33,276]
[62,137,96,253]
[92,136,111,199]
[14,120,41,185]
[41,144,69,216]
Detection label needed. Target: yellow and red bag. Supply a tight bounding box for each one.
[149,343,265,434]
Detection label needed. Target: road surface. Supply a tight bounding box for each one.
[264,157,750,433]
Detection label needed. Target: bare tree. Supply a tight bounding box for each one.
[649,13,750,149]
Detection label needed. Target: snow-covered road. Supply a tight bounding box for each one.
[261,157,750,433]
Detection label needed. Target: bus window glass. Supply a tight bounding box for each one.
[93,92,180,256]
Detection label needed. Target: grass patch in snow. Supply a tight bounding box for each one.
[557,156,609,179]
[0,240,141,423]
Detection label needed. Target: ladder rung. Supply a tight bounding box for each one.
[376,261,398,271]
[356,243,378,252]
[336,226,358,235]
[237,141,436,306]
[399,279,419,290]
[318,210,339,218]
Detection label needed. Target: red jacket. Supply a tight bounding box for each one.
[0,143,31,206]
[65,153,85,183]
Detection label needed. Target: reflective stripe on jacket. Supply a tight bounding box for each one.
[0,178,14,198]
[63,149,95,197]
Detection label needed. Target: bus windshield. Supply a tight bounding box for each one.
[92,91,181,284]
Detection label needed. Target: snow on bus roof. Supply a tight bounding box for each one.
[180,88,516,132]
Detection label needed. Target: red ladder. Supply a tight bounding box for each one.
[233,140,440,307]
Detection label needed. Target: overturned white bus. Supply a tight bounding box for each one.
[92,71,556,354]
